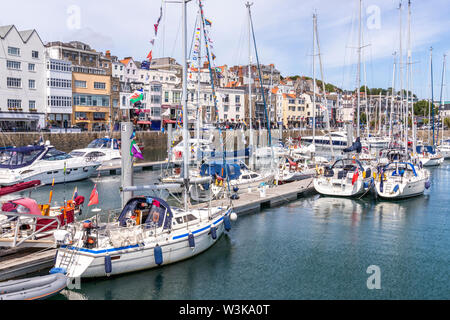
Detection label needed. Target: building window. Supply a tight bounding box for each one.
[48,78,71,88]
[7,60,21,70]
[74,80,87,88]
[164,92,169,103]
[8,47,20,56]
[48,96,72,107]
[75,112,88,120]
[112,84,118,91]
[29,79,36,89]
[94,82,106,89]
[32,50,39,59]
[7,77,21,88]
[151,95,161,104]
[73,94,110,107]
[235,95,241,103]
[113,99,118,107]
[29,100,36,110]
[93,112,106,120]
[7,99,21,109]
[28,63,35,71]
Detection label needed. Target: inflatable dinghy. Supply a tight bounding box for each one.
[0,272,67,300]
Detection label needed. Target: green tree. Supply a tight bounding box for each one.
[413,100,438,116]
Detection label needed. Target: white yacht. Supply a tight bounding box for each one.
[69,138,121,167]
[313,158,373,197]
[0,143,101,186]
[301,131,349,150]
[374,161,430,199]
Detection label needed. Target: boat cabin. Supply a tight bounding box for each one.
[118,196,172,229]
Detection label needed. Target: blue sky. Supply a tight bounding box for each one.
[1,0,449,100]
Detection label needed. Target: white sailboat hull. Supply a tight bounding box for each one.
[56,212,228,278]
[375,178,426,199]
[313,177,370,197]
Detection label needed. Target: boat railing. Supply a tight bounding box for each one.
[0,211,61,248]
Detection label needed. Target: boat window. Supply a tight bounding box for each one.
[86,151,105,158]
[241,175,250,179]
[175,217,183,224]
[43,149,71,161]
[183,214,197,222]
[250,174,259,179]
[69,151,85,157]
[87,139,111,149]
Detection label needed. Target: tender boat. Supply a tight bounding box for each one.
[53,196,233,278]
[0,272,67,300]
[69,138,121,167]
[0,143,101,186]
[374,162,430,199]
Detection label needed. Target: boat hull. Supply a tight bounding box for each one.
[375,178,426,199]
[313,177,371,197]
[55,215,227,278]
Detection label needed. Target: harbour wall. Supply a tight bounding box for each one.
[0,129,445,161]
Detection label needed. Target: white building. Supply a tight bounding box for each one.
[216,88,245,123]
[45,56,72,127]
[0,25,46,130]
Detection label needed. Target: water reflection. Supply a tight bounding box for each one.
[313,196,367,226]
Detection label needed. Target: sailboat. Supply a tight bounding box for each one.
[314,138,374,197]
[417,47,444,166]
[374,0,432,199]
[51,0,236,278]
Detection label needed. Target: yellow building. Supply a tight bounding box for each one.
[281,93,308,128]
[72,72,111,130]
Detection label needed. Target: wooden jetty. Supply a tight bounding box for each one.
[0,248,56,281]
[192,178,315,215]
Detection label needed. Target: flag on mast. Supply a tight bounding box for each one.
[130,140,144,160]
[88,184,99,206]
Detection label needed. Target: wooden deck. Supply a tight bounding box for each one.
[0,248,56,281]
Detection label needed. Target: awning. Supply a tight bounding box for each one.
[137,121,151,125]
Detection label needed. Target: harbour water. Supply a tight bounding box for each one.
[12,157,445,300]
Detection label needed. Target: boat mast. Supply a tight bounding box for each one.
[398,1,405,149]
[312,13,317,147]
[407,0,416,154]
[438,54,446,145]
[182,0,190,211]
[196,9,202,143]
[389,53,396,142]
[246,1,254,170]
[405,0,411,156]
[356,0,362,139]
[431,47,435,146]
[378,92,382,135]
[314,12,334,159]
